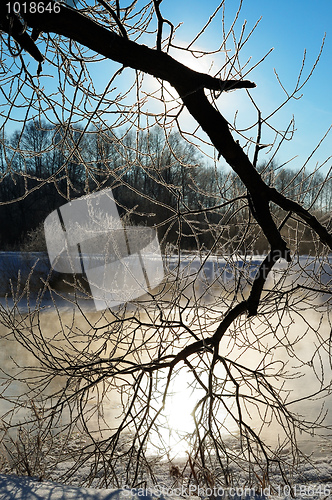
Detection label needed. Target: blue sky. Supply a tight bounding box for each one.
[4,0,331,174]
[160,0,332,172]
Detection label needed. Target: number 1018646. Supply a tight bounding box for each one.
[6,2,62,14]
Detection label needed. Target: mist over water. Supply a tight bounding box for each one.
[0,252,331,458]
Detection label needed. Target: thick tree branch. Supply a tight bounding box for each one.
[177,88,291,260]
[10,4,256,92]
[269,187,332,251]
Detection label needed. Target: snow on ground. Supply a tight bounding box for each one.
[0,473,332,500]
[0,475,186,500]
[1,434,332,500]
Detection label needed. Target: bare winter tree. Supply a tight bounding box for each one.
[0,0,332,491]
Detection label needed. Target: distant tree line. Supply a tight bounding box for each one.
[0,120,331,252]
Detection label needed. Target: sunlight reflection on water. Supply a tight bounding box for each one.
[1,304,332,459]
[0,253,331,460]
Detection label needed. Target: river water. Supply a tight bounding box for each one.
[0,252,332,460]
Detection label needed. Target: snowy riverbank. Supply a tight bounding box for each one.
[1,472,332,500]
